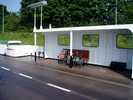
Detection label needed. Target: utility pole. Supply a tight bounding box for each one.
[2,6,4,33]
[115,0,118,24]
[34,8,37,46]
[40,5,43,29]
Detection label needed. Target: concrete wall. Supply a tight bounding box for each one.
[44,29,133,69]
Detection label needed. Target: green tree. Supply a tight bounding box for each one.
[20,0,40,30]
[20,0,133,30]
[4,13,20,32]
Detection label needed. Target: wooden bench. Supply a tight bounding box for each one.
[57,49,89,65]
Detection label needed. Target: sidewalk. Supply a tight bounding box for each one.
[14,56,132,85]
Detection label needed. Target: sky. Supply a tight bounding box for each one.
[0,0,22,12]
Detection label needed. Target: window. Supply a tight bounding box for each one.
[58,34,70,46]
[82,34,99,47]
[117,33,133,49]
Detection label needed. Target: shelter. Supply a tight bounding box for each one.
[34,24,133,79]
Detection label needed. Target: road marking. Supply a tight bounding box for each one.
[47,83,71,92]
[0,66,10,71]
[19,73,32,79]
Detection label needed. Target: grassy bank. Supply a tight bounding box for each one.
[0,32,44,46]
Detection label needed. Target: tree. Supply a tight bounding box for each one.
[19,0,133,30]
[20,0,40,30]
[123,1,133,24]
[4,13,20,32]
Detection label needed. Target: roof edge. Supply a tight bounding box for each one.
[34,24,133,33]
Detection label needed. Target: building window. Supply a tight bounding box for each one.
[117,33,133,49]
[58,34,70,46]
[82,34,99,47]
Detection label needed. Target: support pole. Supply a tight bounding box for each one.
[40,5,43,29]
[34,8,36,31]
[69,31,73,68]
[34,32,37,46]
[70,31,73,56]
[2,6,4,33]
[34,8,37,46]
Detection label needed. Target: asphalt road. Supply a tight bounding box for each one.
[0,56,133,100]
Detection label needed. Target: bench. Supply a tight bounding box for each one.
[57,49,89,65]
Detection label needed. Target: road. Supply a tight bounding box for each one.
[0,56,133,100]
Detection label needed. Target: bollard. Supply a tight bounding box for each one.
[35,52,37,63]
[131,56,133,79]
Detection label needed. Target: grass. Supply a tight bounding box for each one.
[0,32,44,46]
[58,34,70,46]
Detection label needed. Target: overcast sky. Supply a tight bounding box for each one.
[0,0,21,12]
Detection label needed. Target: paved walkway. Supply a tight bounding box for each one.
[13,56,132,85]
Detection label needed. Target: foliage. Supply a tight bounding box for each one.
[19,0,133,30]
[117,33,133,49]
[83,34,99,47]
[0,32,44,46]
[0,0,133,32]
[58,34,70,46]
[4,13,20,32]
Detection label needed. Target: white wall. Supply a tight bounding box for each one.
[127,49,133,69]
[44,29,133,69]
[45,32,70,59]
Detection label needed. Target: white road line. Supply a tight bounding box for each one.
[47,83,71,93]
[19,73,32,79]
[0,66,10,71]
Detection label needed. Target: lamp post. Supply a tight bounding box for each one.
[28,0,47,46]
[40,5,43,29]
[34,8,37,46]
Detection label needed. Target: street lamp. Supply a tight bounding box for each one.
[28,0,47,30]
[28,0,47,46]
